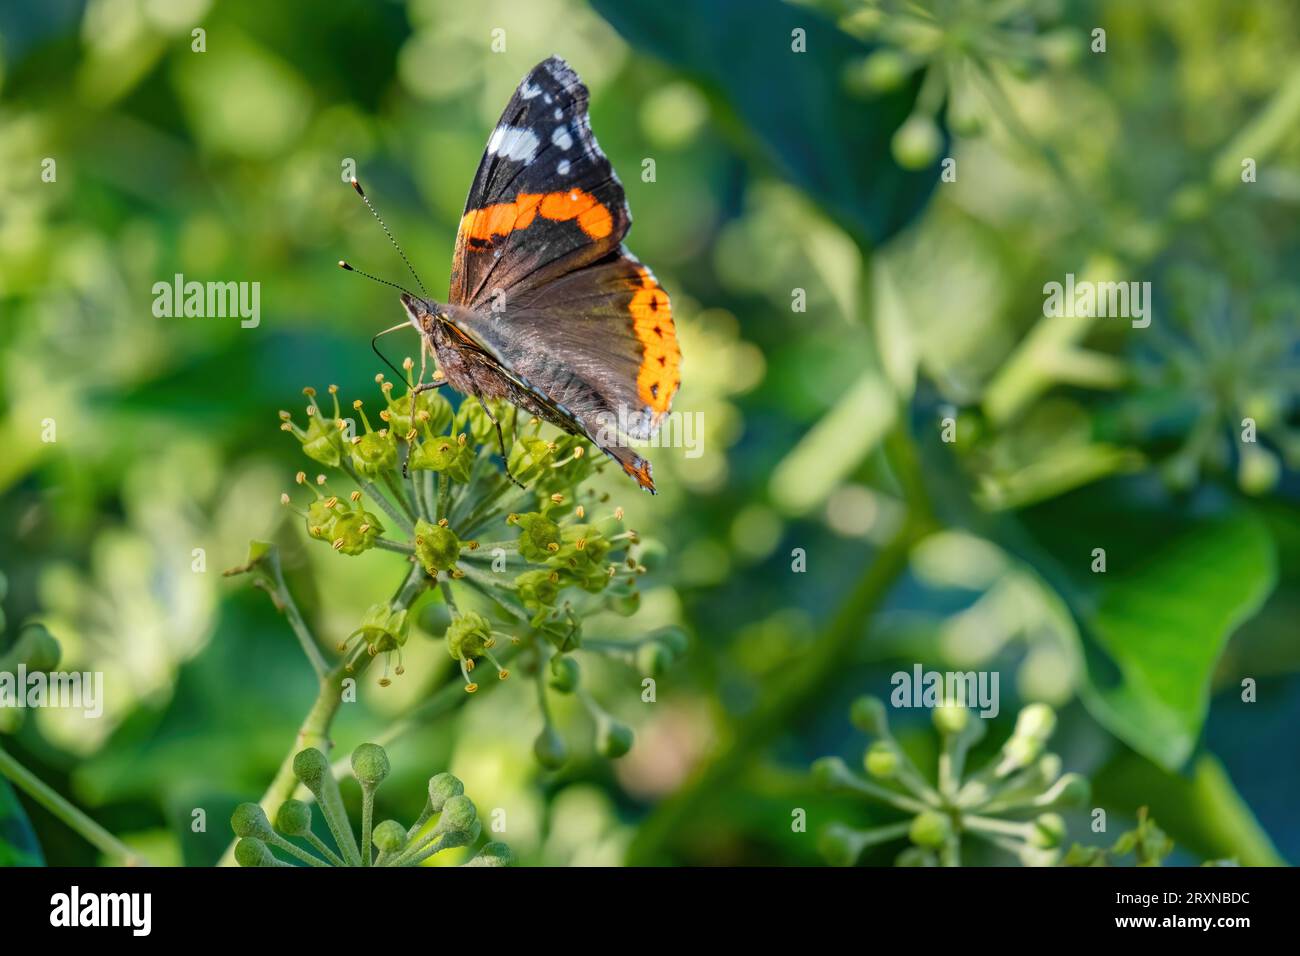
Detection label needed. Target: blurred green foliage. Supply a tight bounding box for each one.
[0,0,1297,866]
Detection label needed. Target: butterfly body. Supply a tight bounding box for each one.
[390,56,681,494]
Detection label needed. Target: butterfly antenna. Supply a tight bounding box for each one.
[338,259,417,298]
[350,177,429,298]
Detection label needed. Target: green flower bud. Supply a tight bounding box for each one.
[292,747,330,791]
[1036,752,1063,786]
[849,49,912,93]
[329,509,384,555]
[1001,733,1042,770]
[465,842,514,867]
[1015,703,1057,742]
[414,518,461,573]
[1052,773,1091,808]
[595,715,634,759]
[351,743,390,788]
[350,430,398,477]
[348,603,409,653]
[512,512,562,562]
[864,740,899,780]
[849,695,888,736]
[548,526,612,589]
[1031,813,1066,849]
[636,640,673,677]
[305,496,342,541]
[409,434,474,480]
[892,114,942,170]
[428,772,464,813]
[908,811,951,849]
[274,799,312,837]
[387,383,452,438]
[282,389,345,467]
[548,654,580,693]
[818,822,869,867]
[533,724,568,769]
[445,611,493,661]
[234,837,279,867]
[516,568,561,616]
[811,756,856,791]
[932,703,969,736]
[1239,444,1280,495]
[436,794,477,834]
[372,819,407,854]
[231,802,274,840]
[506,436,557,480]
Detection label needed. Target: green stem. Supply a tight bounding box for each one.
[342,460,414,536]
[360,786,375,866]
[624,493,928,864]
[216,655,372,866]
[0,744,147,865]
[265,549,329,679]
[382,470,417,522]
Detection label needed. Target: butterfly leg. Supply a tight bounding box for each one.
[410,378,449,397]
[476,396,526,490]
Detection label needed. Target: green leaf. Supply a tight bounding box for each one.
[1092,751,1286,866]
[1019,485,1276,770]
[0,777,44,867]
[590,0,940,248]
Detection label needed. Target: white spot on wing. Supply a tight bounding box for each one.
[557,159,570,176]
[521,82,543,100]
[487,125,541,164]
[551,126,573,150]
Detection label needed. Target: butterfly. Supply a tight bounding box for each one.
[347,56,681,494]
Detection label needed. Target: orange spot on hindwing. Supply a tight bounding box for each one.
[628,268,680,416]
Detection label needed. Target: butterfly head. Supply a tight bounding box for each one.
[399,292,441,335]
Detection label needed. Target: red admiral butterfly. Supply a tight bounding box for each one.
[343,56,681,494]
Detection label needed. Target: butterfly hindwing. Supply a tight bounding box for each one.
[445,247,681,441]
[449,56,631,309]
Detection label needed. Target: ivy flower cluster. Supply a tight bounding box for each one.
[814,697,1089,866]
[1119,268,1300,496]
[231,743,510,867]
[828,0,1082,168]
[274,364,686,764]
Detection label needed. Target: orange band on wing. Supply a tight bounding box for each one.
[459,189,613,245]
[628,268,680,415]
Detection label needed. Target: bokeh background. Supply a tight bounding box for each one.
[1,0,1297,866]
